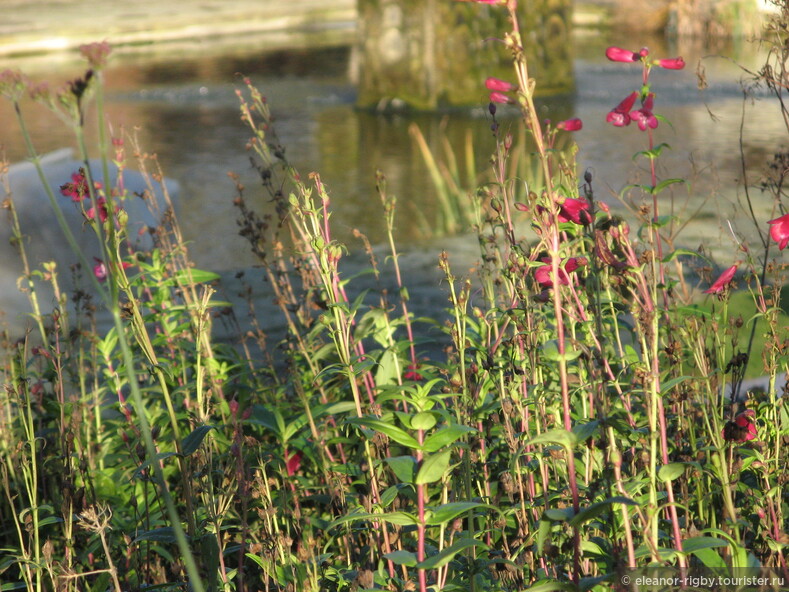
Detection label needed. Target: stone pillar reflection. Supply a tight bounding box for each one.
[355,0,573,110]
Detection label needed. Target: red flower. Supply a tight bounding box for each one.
[60,169,91,202]
[657,57,685,70]
[629,93,658,131]
[404,363,423,381]
[605,46,639,63]
[485,77,517,92]
[285,450,302,477]
[86,197,109,222]
[606,91,638,127]
[489,91,513,104]
[722,410,757,443]
[534,257,587,288]
[768,213,789,250]
[704,264,737,294]
[559,197,592,225]
[556,118,583,131]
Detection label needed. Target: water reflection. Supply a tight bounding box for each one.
[0,32,782,284]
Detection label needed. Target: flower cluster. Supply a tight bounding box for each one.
[486,77,517,105]
[604,46,684,132]
[59,168,118,223]
[534,256,588,288]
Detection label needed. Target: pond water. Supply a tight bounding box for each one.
[0,30,785,331]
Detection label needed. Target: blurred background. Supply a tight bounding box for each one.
[0,0,783,329]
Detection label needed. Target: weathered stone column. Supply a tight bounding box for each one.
[355,0,573,110]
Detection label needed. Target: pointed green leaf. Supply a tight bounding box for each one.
[422,424,476,452]
[526,429,577,449]
[426,501,492,526]
[415,449,452,484]
[572,420,600,443]
[133,527,177,544]
[569,496,638,527]
[416,538,489,570]
[385,455,417,484]
[384,550,418,567]
[653,178,687,194]
[181,425,215,456]
[680,536,728,553]
[346,417,420,449]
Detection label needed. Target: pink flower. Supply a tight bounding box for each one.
[93,258,107,282]
[629,93,658,131]
[285,450,302,476]
[559,197,592,224]
[657,57,685,70]
[722,410,757,443]
[556,118,582,131]
[60,169,91,202]
[534,257,587,288]
[86,197,109,222]
[704,264,737,294]
[485,77,517,92]
[768,213,789,250]
[605,46,639,63]
[79,41,112,68]
[606,91,638,127]
[489,91,513,104]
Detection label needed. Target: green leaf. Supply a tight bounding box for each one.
[691,547,726,569]
[680,536,728,553]
[422,424,476,452]
[133,527,177,544]
[569,496,638,527]
[652,178,686,194]
[174,268,221,284]
[660,375,691,395]
[526,429,577,449]
[181,425,215,456]
[662,247,708,264]
[541,340,582,363]
[328,510,418,528]
[381,511,420,526]
[346,417,420,449]
[384,550,418,567]
[411,411,437,431]
[544,508,574,522]
[37,516,64,528]
[2,582,29,591]
[572,420,600,443]
[415,449,452,484]
[658,462,687,482]
[385,455,417,484]
[245,553,267,570]
[416,538,489,570]
[426,501,491,526]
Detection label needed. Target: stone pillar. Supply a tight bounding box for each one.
[355,0,573,111]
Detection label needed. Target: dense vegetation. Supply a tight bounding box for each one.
[0,1,787,591]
